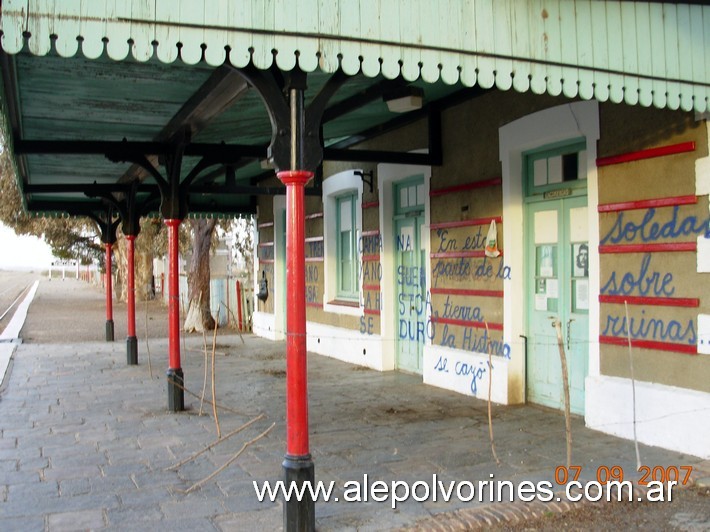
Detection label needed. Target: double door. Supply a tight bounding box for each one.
[526,196,589,414]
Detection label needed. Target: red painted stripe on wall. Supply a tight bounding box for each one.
[361,230,380,237]
[599,242,696,254]
[430,177,502,197]
[598,195,697,213]
[599,295,699,308]
[364,308,380,315]
[430,250,493,259]
[257,222,274,229]
[361,254,380,262]
[259,259,274,264]
[362,201,379,209]
[596,141,696,167]
[430,216,502,230]
[258,242,274,247]
[305,257,324,263]
[362,284,381,291]
[305,236,324,242]
[305,212,324,220]
[599,335,697,355]
[306,302,322,309]
[431,316,504,331]
[430,287,504,298]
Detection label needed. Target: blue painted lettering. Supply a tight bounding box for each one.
[360,316,375,335]
[305,265,319,283]
[305,285,318,303]
[601,310,696,344]
[436,229,457,253]
[600,254,675,296]
[600,206,710,245]
[361,261,383,283]
[364,291,382,311]
[397,265,425,287]
[462,227,486,251]
[462,327,512,359]
[440,324,456,348]
[358,234,383,255]
[307,240,324,257]
[434,355,449,373]
[442,295,485,322]
[432,258,471,287]
[396,234,413,251]
[454,360,490,395]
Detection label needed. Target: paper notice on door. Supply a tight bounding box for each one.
[546,278,559,298]
[535,294,548,311]
[576,279,589,310]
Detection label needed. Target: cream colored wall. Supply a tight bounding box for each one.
[254,90,710,399]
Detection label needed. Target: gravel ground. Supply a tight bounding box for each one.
[20,277,232,344]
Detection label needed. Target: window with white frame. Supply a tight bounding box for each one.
[323,169,363,314]
[336,192,358,300]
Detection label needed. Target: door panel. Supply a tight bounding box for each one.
[395,214,425,373]
[526,196,588,414]
[394,177,426,374]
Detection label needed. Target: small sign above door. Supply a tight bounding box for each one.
[543,188,573,199]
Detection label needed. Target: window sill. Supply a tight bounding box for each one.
[328,299,359,308]
[323,299,363,317]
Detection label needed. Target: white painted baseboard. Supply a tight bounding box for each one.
[252,314,386,370]
[424,345,509,404]
[252,311,281,341]
[586,375,710,459]
[305,321,385,370]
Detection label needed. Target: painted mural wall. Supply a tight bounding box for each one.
[254,90,710,401]
[596,104,710,393]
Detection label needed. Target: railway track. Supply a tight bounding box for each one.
[0,272,42,336]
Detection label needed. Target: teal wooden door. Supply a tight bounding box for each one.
[526,196,589,414]
[394,178,426,373]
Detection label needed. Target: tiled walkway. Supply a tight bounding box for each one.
[1,279,708,530]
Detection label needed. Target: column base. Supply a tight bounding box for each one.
[126,336,138,365]
[166,368,184,412]
[283,455,315,532]
[105,320,114,342]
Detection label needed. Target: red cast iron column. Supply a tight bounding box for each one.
[279,169,315,532]
[278,170,312,457]
[105,243,114,341]
[165,219,184,411]
[126,235,138,365]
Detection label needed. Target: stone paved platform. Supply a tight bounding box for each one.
[1,279,708,531]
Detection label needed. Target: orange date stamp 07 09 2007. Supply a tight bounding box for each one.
[553,465,694,487]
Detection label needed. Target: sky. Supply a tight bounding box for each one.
[0,222,55,271]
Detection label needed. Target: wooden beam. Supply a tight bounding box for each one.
[118,66,250,184]
[15,140,266,159]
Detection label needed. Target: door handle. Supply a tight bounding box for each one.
[566,318,575,351]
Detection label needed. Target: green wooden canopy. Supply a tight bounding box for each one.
[0,0,708,218]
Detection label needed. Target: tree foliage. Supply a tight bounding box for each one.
[228,216,255,277]
[183,217,253,333]
[2,130,254,331]
[0,140,103,265]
